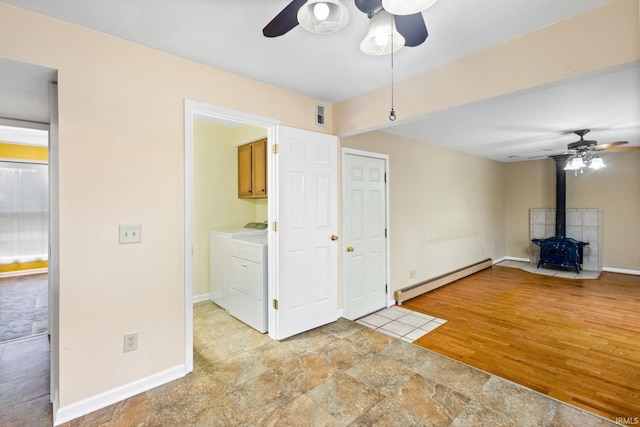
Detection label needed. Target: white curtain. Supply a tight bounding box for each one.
[0,161,48,264]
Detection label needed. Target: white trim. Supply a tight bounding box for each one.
[184,99,280,368]
[341,148,391,319]
[494,256,531,264]
[49,82,61,417]
[192,293,210,303]
[603,267,640,276]
[53,365,185,426]
[0,267,48,278]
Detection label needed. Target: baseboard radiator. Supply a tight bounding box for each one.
[394,258,493,305]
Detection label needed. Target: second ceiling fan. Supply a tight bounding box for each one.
[263,0,436,55]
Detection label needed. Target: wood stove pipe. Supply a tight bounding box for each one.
[551,155,571,237]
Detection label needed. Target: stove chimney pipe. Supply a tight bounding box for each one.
[551,155,570,237]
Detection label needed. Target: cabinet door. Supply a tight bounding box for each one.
[238,143,253,197]
[252,139,267,197]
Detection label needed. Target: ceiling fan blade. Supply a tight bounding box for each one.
[602,145,639,152]
[394,13,428,47]
[594,140,629,150]
[263,0,308,37]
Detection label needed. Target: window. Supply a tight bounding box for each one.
[0,161,48,264]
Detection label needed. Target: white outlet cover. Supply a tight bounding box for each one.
[119,224,141,244]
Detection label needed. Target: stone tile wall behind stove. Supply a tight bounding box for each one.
[530,208,603,272]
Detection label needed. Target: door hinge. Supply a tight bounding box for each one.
[384,172,387,183]
[273,222,279,232]
[272,144,279,154]
[385,228,387,238]
[385,284,388,293]
[273,299,279,310]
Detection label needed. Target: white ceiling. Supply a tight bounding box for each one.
[0,0,638,161]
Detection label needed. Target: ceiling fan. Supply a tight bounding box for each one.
[529,129,635,172]
[263,0,434,55]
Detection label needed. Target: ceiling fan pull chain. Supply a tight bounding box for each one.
[389,14,396,121]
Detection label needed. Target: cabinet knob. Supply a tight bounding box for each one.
[331,235,339,241]
[346,246,354,252]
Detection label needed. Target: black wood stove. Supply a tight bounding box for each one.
[531,155,589,274]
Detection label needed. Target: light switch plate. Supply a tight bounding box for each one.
[119,224,141,244]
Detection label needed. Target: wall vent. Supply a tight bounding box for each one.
[315,104,325,127]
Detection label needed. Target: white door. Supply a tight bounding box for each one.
[343,152,388,320]
[270,126,338,340]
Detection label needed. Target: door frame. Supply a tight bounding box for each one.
[341,148,392,317]
[183,99,279,372]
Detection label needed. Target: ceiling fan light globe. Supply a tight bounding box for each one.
[589,157,606,169]
[360,11,405,55]
[298,0,349,34]
[382,0,438,15]
[564,157,586,171]
[313,3,330,20]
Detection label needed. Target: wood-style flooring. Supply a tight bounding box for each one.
[403,265,640,423]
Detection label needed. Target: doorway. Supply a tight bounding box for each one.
[342,148,390,320]
[184,100,279,372]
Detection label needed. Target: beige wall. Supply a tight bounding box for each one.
[505,151,640,270]
[192,122,267,298]
[1,0,637,419]
[334,0,639,136]
[341,131,505,291]
[0,4,324,410]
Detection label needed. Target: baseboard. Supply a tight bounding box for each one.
[495,256,531,264]
[603,267,640,276]
[0,267,48,278]
[53,364,185,426]
[394,258,493,305]
[192,293,210,303]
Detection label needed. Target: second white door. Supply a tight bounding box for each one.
[343,152,388,320]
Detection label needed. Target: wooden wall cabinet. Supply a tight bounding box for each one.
[238,138,267,199]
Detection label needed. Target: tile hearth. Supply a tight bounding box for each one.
[499,259,601,279]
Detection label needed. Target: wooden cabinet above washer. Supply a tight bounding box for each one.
[238,138,267,199]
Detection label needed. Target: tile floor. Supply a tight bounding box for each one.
[356,305,447,343]
[0,301,618,426]
[498,259,601,279]
[0,274,48,343]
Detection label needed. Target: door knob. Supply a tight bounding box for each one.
[346,246,354,252]
[331,235,339,241]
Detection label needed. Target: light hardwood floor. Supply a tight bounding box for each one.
[403,265,640,423]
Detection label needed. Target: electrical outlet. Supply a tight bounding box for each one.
[119,224,141,244]
[124,333,138,353]
[410,270,416,279]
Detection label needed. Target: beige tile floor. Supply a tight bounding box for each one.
[1,301,618,426]
[356,306,447,342]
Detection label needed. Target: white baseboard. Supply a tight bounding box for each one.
[192,293,210,303]
[0,267,48,278]
[495,256,531,264]
[53,364,185,426]
[603,267,640,276]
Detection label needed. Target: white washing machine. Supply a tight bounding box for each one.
[209,222,268,333]
[226,234,268,333]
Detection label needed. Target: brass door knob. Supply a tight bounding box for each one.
[346,246,354,252]
[331,235,339,241]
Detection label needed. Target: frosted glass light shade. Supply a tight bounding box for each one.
[298,0,349,34]
[588,157,606,169]
[360,11,405,55]
[382,0,438,15]
[564,157,586,170]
